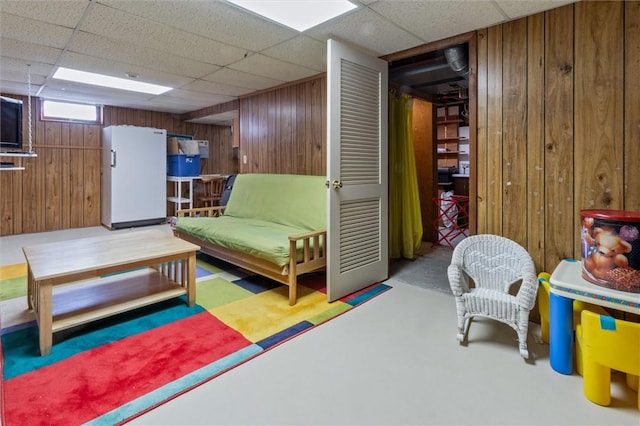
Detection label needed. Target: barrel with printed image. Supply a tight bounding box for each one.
[581,209,640,293]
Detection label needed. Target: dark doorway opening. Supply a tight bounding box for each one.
[386,33,477,244]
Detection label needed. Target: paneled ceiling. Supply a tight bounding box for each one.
[0,0,576,124]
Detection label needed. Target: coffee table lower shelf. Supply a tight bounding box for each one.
[42,268,188,343]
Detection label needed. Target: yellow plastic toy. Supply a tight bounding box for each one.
[537,272,608,344]
[575,310,640,410]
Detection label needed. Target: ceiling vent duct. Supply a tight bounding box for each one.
[444,44,469,78]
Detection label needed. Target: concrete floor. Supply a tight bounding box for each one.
[1,226,638,425]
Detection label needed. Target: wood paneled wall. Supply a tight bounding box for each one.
[0,100,236,236]
[475,1,639,273]
[238,76,326,175]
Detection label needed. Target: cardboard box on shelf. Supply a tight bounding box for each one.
[178,139,199,156]
[167,137,199,155]
[167,137,181,155]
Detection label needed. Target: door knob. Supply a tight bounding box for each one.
[332,180,343,190]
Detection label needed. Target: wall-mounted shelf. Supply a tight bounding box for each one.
[0,151,38,157]
[0,152,37,171]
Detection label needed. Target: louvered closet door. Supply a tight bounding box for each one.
[326,39,389,302]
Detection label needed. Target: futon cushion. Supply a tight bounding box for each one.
[177,216,310,267]
[223,174,326,231]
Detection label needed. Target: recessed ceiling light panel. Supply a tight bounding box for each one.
[226,0,357,32]
[52,67,172,95]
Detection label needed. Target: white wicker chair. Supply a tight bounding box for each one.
[447,234,538,358]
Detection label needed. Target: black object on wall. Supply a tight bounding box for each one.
[1,96,23,151]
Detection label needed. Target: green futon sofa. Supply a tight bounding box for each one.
[173,174,327,305]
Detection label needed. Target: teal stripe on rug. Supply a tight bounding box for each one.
[346,283,392,306]
[87,344,263,425]
[2,297,205,379]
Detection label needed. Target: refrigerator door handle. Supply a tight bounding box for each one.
[110,149,116,168]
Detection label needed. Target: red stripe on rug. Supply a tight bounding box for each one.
[4,312,250,426]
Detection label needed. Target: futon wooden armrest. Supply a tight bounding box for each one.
[288,229,326,273]
[288,229,326,241]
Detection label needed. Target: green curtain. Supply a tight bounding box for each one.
[389,92,423,260]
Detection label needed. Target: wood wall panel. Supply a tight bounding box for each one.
[476,28,489,234]
[625,1,640,211]
[543,5,575,269]
[259,92,269,171]
[0,169,14,235]
[574,1,624,257]
[83,125,101,228]
[466,32,478,233]
[314,77,327,175]
[525,13,546,268]
[0,99,236,236]
[62,124,71,229]
[238,76,326,176]
[267,91,277,172]
[502,19,528,242]
[294,83,307,171]
[486,25,503,234]
[44,123,62,231]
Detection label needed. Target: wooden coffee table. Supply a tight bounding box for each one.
[22,229,200,356]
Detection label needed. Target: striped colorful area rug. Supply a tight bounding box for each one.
[0,255,390,425]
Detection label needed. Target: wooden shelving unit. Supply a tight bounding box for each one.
[436,103,467,170]
[436,102,469,196]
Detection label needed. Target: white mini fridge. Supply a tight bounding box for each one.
[101,125,167,229]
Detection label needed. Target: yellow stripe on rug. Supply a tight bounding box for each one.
[0,263,27,280]
[209,284,350,342]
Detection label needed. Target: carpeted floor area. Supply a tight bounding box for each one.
[389,243,453,296]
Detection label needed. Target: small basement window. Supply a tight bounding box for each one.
[41,100,102,124]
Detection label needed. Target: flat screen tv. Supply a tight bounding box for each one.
[1,96,23,151]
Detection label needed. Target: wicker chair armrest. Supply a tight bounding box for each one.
[515,270,539,310]
[447,264,469,296]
